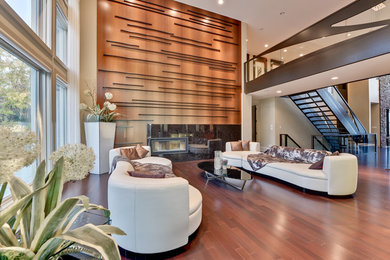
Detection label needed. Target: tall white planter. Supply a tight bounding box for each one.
[84,122,116,174]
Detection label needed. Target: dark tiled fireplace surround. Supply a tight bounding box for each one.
[147,124,241,162]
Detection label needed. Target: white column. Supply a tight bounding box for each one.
[241,22,252,140]
[67,0,81,144]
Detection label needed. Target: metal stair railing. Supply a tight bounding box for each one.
[279,134,301,148]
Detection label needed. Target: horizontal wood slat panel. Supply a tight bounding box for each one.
[97,0,241,143]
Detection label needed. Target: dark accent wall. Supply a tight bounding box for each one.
[379,75,390,146]
[97,0,241,146]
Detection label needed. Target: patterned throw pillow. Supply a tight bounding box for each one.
[309,151,340,170]
[136,144,149,158]
[120,147,141,160]
[128,171,165,178]
[231,141,243,151]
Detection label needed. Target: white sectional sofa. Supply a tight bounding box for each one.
[108,146,202,253]
[222,142,261,167]
[222,143,358,196]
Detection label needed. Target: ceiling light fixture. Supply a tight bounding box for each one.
[264,44,269,48]
[372,3,386,11]
[218,0,224,5]
[299,54,303,57]
[331,76,339,80]
[347,33,352,37]
[283,49,287,52]
[276,90,282,94]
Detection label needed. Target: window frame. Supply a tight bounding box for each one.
[55,77,68,149]
[55,2,68,65]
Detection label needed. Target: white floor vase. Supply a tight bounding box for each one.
[84,122,116,174]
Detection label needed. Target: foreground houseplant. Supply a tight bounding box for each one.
[0,126,124,259]
[81,90,119,174]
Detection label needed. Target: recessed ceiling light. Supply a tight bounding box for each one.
[276,90,282,94]
[283,49,287,52]
[299,54,303,57]
[347,33,352,37]
[264,44,269,48]
[218,0,224,5]
[281,57,284,60]
[372,3,386,11]
[331,76,339,80]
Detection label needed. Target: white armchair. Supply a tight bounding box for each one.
[108,161,202,253]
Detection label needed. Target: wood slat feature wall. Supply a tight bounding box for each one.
[97,0,241,144]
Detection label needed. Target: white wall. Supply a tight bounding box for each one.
[254,97,276,148]
[80,0,97,143]
[275,98,320,149]
[241,22,252,140]
[369,78,379,103]
[253,97,320,149]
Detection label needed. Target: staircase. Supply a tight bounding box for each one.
[289,87,367,151]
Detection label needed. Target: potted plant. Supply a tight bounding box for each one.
[80,89,120,174]
[0,125,125,259]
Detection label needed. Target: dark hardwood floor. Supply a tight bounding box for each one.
[63,152,390,260]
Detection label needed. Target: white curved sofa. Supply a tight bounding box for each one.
[108,146,202,253]
[222,142,261,167]
[222,143,358,196]
[109,146,172,169]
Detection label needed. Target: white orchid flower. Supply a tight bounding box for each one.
[105,92,113,100]
[108,103,117,111]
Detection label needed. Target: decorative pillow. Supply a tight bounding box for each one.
[241,140,250,151]
[128,171,165,178]
[135,144,149,158]
[132,161,176,178]
[231,141,243,151]
[309,151,340,170]
[120,147,141,160]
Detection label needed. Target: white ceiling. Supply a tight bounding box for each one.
[175,0,354,54]
[175,0,390,99]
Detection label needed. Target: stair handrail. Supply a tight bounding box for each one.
[279,134,301,148]
[331,87,367,133]
[312,135,330,151]
[310,91,339,132]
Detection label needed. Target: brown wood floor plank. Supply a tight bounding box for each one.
[63,159,390,260]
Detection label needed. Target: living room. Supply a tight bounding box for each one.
[1,0,390,259]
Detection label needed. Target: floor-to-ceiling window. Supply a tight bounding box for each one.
[4,0,51,45]
[56,3,67,64]
[0,0,75,203]
[56,79,67,149]
[0,44,42,196]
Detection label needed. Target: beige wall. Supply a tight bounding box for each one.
[371,103,380,143]
[80,0,97,143]
[253,97,320,149]
[347,80,370,131]
[253,97,276,148]
[275,98,320,149]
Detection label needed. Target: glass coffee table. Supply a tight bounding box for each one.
[197,161,253,191]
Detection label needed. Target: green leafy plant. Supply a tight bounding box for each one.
[0,127,125,259]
